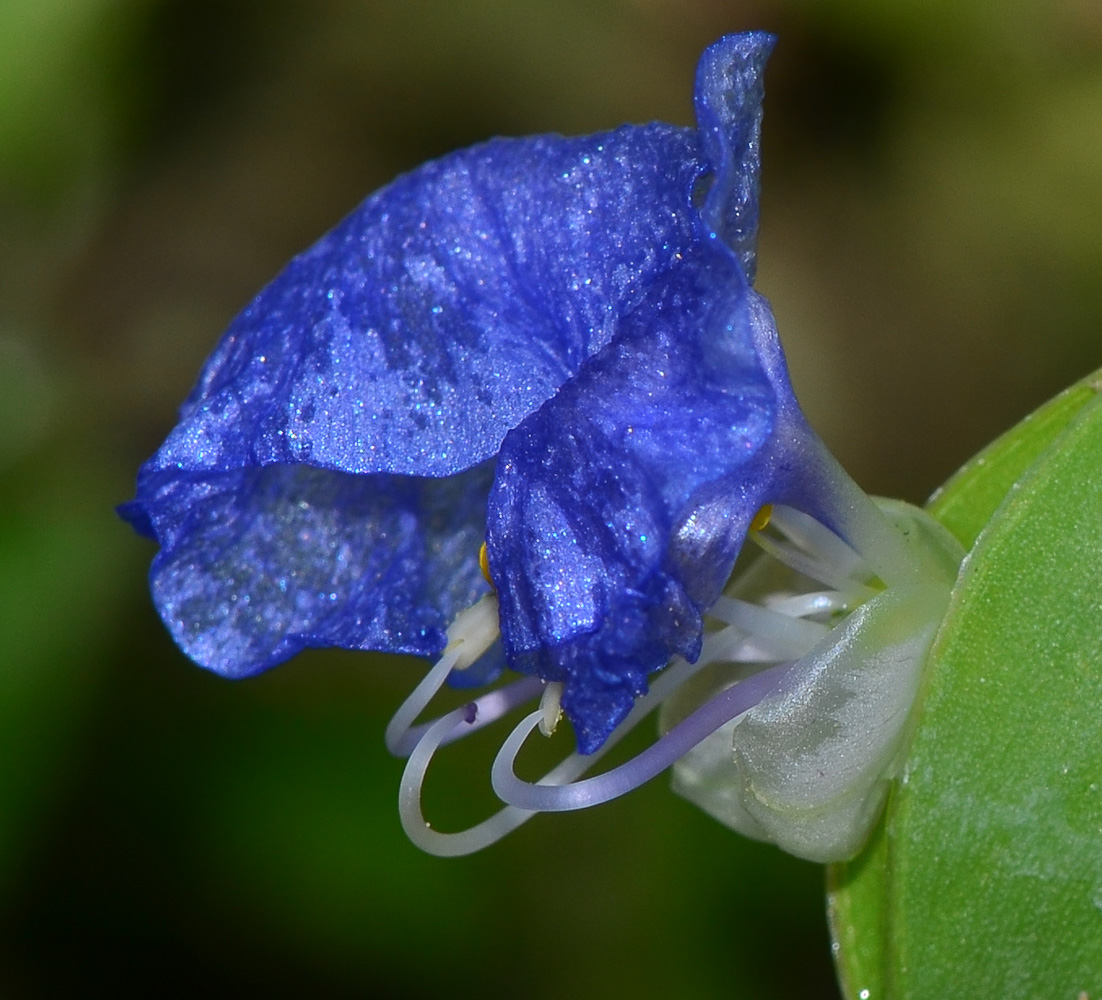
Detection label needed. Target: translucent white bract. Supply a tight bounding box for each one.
[661,500,963,862]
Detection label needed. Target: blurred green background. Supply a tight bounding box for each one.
[1,1,1099,996]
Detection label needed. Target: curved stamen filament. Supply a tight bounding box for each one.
[385,592,542,757]
[389,502,904,856]
[491,661,794,812]
[702,623,803,664]
[764,589,864,619]
[388,673,545,757]
[396,624,800,854]
[399,708,540,856]
[385,646,461,755]
[749,528,864,593]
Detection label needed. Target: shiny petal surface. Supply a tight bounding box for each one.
[487,244,788,752]
[121,461,494,674]
[145,126,703,482]
[694,31,773,280]
[122,32,785,736]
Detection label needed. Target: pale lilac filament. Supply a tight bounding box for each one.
[386,659,543,757]
[491,661,794,811]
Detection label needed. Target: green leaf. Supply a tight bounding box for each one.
[829,369,1102,998]
[927,372,1102,547]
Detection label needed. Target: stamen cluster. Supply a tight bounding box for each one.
[386,500,961,859]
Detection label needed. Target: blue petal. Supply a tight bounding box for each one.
[121,31,784,716]
[120,461,494,675]
[694,32,774,281]
[145,125,704,483]
[487,242,795,753]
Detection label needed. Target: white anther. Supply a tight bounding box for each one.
[538,681,564,737]
[445,592,501,669]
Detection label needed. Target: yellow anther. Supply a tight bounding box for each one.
[750,504,773,532]
[478,541,494,589]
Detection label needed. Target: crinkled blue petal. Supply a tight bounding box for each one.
[121,31,786,735]
[120,461,494,675]
[145,125,705,483]
[694,32,773,281]
[121,114,710,680]
[486,241,795,753]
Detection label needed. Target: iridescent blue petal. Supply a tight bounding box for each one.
[120,461,494,673]
[122,126,713,678]
[487,242,793,752]
[121,32,785,738]
[146,126,704,482]
[694,32,773,280]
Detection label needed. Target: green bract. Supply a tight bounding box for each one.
[829,370,1102,999]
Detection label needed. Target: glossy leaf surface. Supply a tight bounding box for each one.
[830,371,1102,998]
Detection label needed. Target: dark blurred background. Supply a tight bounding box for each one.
[1,1,1099,996]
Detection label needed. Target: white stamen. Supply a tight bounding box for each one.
[398,636,760,855]
[384,593,503,756]
[387,495,962,861]
[491,663,793,813]
[538,681,564,737]
[445,592,501,669]
[384,645,461,755]
[749,529,865,594]
[764,589,868,619]
[399,707,538,856]
[703,627,784,664]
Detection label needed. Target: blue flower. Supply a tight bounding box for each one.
[122,33,963,858]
